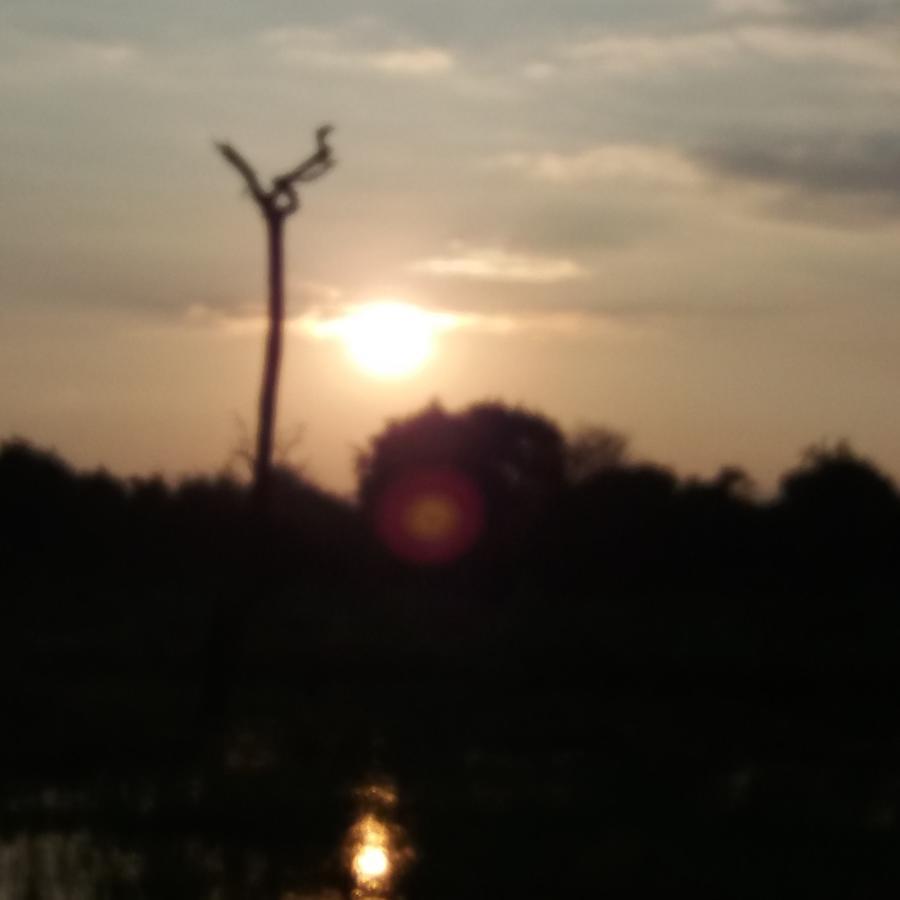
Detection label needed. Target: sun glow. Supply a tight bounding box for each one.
[334,300,444,378]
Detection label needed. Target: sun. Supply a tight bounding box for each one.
[339,300,438,378]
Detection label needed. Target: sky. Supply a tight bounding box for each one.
[2,0,899,495]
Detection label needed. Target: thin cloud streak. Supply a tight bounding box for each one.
[713,0,789,14]
[567,25,900,75]
[410,247,587,283]
[301,306,634,342]
[183,302,632,343]
[369,48,454,74]
[0,29,140,85]
[493,144,705,187]
[712,0,900,29]
[259,26,454,76]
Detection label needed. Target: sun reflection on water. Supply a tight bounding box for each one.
[345,780,409,900]
[351,815,392,891]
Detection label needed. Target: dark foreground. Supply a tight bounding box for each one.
[4,602,900,900]
[3,425,900,898]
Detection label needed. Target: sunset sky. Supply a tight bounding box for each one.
[2,0,899,495]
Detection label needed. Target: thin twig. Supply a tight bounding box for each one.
[273,125,335,191]
[216,143,267,204]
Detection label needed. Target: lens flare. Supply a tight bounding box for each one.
[374,467,485,565]
[404,493,461,541]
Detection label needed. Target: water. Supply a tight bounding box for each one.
[4,753,897,900]
[0,777,409,900]
[345,782,411,900]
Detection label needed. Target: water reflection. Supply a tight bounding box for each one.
[0,775,411,900]
[0,832,144,900]
[350,816,391,892]
[345,779,410,900]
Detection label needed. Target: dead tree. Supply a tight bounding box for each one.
[201,128,334,743]
[217,126,335,510]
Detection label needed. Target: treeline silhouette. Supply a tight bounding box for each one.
[3,402,900,898]
[4,400,898,679]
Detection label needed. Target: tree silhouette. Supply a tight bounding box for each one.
[357,401,566,559]
[565,425,629,484]
[217,126,335,510]
[776,441,900,633]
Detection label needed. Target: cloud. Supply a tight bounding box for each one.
[300,301,458,340]
[763,190,900,227]
[713,0,789,14]
[568,32,736,74]
[0,30,139,84]
[521,62,558,81]
[184,300,618,345]
[287,280,344,303]
[367,48,454,74]
[409,246,588,283]
[681,132,900,225]
[696,133,900,196]
[260,26,454,76]
[184,279,345,336]
[713,0,900,28]
[450,309,631,338]
[184,303,266,336]
[68,40,138,68]
[492,131,900,228]
[568,24,899,75]
[493,144,704,188]
[736,26,899,69]
[297,304,625,343]
[789,0,900,28]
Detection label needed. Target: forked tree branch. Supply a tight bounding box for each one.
[216,125,335,218]
[274,125,335,188]
[204,123,335,746]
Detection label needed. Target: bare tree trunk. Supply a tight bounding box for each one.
[201,129,335,748]
[216,126,334,507]
[253,214,284,510]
